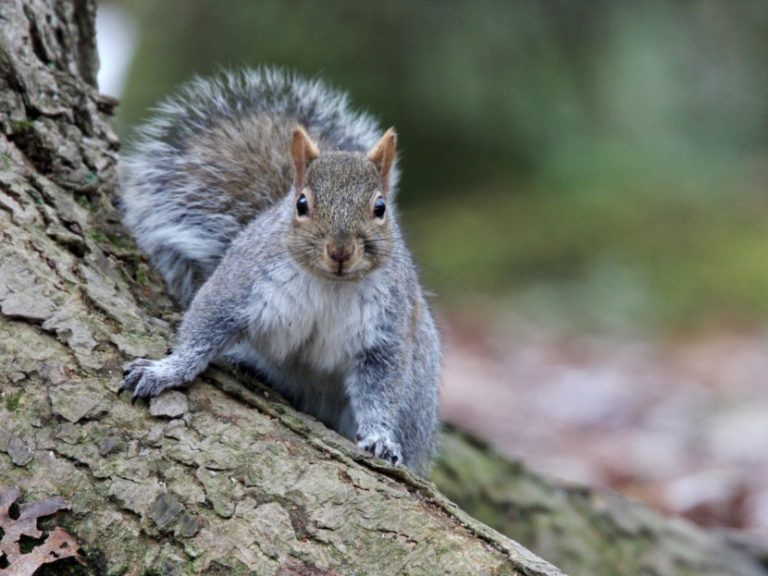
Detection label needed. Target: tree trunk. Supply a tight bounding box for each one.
[0,2,561,574]
[0,2,764,576]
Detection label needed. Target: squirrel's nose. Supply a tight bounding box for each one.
[327,242,354,264]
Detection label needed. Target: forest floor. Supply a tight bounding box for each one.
[440,308,768,540]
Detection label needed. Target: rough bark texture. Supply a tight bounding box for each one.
[0,1,561,574]
[0,2,765,576]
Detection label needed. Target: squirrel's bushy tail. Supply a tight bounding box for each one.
[120,68,392,305]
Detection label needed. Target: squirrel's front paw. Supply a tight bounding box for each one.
[356,429,402,466]
[120,358,184,401]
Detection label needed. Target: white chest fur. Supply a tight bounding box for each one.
[246,268,384,373]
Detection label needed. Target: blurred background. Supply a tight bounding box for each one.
[98,0,768,539]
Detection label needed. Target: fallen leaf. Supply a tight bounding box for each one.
[0,486,84,575]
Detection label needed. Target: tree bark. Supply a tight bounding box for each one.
[0,2,764,576]
[0,2,561,574]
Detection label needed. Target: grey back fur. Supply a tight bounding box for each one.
[120,68,398,305]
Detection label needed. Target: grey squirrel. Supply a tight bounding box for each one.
[119,69,441,473]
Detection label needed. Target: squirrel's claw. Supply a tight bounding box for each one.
[120,359,153,395]
[357,430,402,466]
[120,358,180,401]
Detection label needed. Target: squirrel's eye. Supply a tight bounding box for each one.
[296,194,309,217]
[373,197,386,219]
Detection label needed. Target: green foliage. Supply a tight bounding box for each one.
[410,179,768,332]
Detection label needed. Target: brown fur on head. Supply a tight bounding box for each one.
[288,127,397,281]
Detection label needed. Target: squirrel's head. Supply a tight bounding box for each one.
[287,126,398,282]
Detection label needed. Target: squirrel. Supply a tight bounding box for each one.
[118,68,441,473]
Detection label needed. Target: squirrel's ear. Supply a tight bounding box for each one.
[367,127,397,194]
[291,126,320,187]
